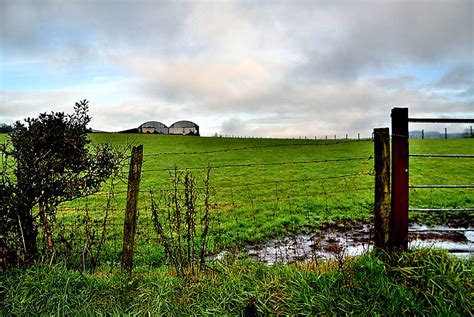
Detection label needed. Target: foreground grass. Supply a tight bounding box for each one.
[1,249,472,315]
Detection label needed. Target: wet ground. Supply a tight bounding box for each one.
[240,223,473,264]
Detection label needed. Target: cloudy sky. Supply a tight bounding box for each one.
[1,0,473,137]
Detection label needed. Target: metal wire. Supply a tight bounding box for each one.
[409,208,474,212]
[410,154,474,159]
[141,156,373,172]
[408,118,474,123]
[410,185,474,189]
[411,229,473,233]
[142,139,369,156]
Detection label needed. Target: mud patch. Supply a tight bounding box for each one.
[243,223,473,265]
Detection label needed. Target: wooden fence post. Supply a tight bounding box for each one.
[390,108,409,250]
[374,128,390,249]
[0,245,5,274]
[121,145,144,273]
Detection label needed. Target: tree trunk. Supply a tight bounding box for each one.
[16,201,38,265]
[39,201,54,257]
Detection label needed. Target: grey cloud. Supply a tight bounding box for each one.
[1,1,473,137]
[293,1,473,81]
[0,90,77,124]
[436,64,474,87]
[1,0,188,68]
[372,76,417,89]
[221,117,247,135]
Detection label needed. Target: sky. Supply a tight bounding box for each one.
[1,0,473,137]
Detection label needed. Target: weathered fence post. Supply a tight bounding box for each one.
[0,244,5,274]
[121,145,144,273]
[445,128,448,139]
[390,108,409,250]
[374,128,390,249]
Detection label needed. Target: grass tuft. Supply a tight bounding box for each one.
[1,250,471,315]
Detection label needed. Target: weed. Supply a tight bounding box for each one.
[151,166,214,277]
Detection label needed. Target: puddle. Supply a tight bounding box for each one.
[409,224,473,259]
[240,223,473,265]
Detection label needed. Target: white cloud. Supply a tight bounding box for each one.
[1,0,472,136]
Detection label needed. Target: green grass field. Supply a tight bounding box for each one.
[90,133,474,230]
[2,133,473,257]
[94,134,375,244]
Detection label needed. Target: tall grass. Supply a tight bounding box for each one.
[1,249,472,315]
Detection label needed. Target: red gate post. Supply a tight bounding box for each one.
[390,108,409,250]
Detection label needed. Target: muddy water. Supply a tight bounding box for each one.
[242,223,473,265]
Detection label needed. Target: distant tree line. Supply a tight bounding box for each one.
[0,123,13,133]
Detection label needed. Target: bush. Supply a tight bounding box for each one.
[0,100,122,265]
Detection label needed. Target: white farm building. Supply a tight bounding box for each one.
[169,121,199,135]
[138,121,169,134]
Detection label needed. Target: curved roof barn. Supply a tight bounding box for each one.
[138,121,169,134]
[169,120,200,135]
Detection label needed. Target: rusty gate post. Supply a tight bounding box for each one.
[374,128,390,249]
[121,145,143,274]
[390,108,409,250]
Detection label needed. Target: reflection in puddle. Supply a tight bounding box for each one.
[242,224,473,265]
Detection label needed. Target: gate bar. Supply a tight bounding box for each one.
[410,185,474,189]
[409,208,474,212]
[410,154,474,158]
[408,118,474,123]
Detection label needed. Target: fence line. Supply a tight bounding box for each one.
[56,172,373,199]
[142,139,370,156]
[54,185,374,212]
[141,156,373,172]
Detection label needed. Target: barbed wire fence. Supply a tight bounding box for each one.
[46,139,377,271]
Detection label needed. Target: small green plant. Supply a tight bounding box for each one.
[150,166,213,276]
[54,191,116,273]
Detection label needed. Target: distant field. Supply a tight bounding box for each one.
[89,133,474,216]
[1,133,473,259]
[89,134,375,245]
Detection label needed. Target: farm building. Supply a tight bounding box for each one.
[169,120,200,135]
[138,121,169,134]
